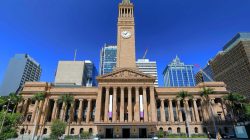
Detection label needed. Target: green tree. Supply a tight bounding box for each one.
[0,112,22,139]
[81,131,91,139]
[223,92,247,121]
[50,119,66,139]
[176,91,193,118]
[0,96,7,107]
[32,92,46,102]
[58,94,74,136]
[176,90,193,137]
[199,87,217,136]
[8,93,23,113]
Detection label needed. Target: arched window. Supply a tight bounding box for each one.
[194,127,198,133]
[20,128,25,134]
[159,127,163,131]
[89,128,93,134]
[27,115,32,122]
[168,127,172,133]
[80,128,84,134]
[70,128,75,134]
[43,128,47,134]
[177,127,181,133]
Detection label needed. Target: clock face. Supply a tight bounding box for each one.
[121,31,131,39]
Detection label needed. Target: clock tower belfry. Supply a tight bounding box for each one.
[116,0,136,68]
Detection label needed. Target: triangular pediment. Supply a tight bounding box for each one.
[96,68,155,82]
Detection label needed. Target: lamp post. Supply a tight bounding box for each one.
[0,98,11,134]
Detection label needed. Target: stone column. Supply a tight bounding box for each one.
[52,99,58,120]
[78,99,83,124]
[40,99,49,125]
[200,99,208,121]
[210,98,216,119]
[185,99,191,122]
[221,99,227,120]
[22,99,29,115]
[36,100,44,125]
[95,87,103,122]
[104,88,110,122]
[193,99,200,122]
[160,99,166,122]
[86,99,92,123]
[177,99,183,122]
[191,104,196,122]
[169,99,175,122]
[16,100,24,113]
[143,87,148,122]
[150,87,157,122]
[120,87,124,122]
[128,87,133,122]
[60,102,66,121]
[112,88,117,122]
[31,100,39,123]
[135,87,140,122]
[69,102,75,123]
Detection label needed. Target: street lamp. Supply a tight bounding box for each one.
[0,98,11,134]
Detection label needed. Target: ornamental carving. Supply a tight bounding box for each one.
[110,70,146,78]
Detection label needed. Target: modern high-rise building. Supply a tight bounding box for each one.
[55,61,98,87]
[136,59,158,86]
[55,61,86,86]
[84,60,98,87]
[99,45,117,75]
[209,33,250,98]
[195,63,214,84]
[163,56,196,87]
[0,54,41,96]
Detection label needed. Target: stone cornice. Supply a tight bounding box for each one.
[97,68,155,83]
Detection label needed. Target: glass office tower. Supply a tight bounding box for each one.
[84,60,98,87]
[99,44,117,75]
[163,56,195,87]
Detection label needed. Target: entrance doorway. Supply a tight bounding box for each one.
[122,128,130,138]
[105,128,113,138]
[139,128,147,138]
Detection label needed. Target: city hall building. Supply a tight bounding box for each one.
[17,0,234,138]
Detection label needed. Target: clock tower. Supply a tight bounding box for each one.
[116,0,136,68]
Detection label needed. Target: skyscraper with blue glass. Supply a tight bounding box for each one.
[99,44,117,75]
[163,56,196,87]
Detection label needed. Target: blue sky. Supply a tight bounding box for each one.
[0,0,250,86]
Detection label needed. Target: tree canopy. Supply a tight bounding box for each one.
[0,112,22,139]
[50,119,67,139]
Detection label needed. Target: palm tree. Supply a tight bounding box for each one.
[176,90,193,137]
[199,87,216,137]
[8,93,23,113]
[223,92,246,122]
[58,94,74,136]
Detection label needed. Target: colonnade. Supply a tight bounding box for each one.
[95,86,157,123]
[19,98,96,124]
[158,98,228,123]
